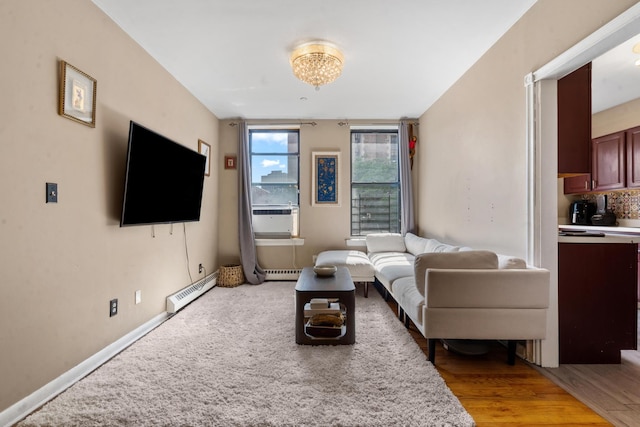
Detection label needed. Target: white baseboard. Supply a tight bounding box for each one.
[0,312,170,427]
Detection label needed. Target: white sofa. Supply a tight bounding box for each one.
[365,233,550,365]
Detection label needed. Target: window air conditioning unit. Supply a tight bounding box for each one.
[252,207,299,238]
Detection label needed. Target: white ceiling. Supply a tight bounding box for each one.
[592,32,640,114]
[90,1,640,119]
[91,0,539,120]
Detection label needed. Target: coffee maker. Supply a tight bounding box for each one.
[569,200,595,225]
[590,194,617,226]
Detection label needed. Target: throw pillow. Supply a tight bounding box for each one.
[404,233,428,256]
[365,233,406,254]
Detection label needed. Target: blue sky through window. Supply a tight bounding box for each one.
[251,132,295,183]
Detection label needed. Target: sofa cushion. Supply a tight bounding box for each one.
[368,252,414,289]
[366,233,406,254]
[315,250,375,281]
[414,250,498,297]
[404,233,428,256]
[497,254,527,269]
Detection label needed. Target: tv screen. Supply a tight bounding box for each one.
[120,121,206,226]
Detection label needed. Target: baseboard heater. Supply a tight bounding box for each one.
[166,271,217,314]
[264,268,302,281]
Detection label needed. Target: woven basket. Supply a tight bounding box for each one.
[218,264,244,287]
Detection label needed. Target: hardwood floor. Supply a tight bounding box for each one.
[379,292,630,426]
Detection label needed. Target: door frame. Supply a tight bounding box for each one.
[526,3,640,367]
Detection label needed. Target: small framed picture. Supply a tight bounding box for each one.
[58,60,97,127]
[224,155,237,170]
[312,151,340,206]
[198,140,211,176]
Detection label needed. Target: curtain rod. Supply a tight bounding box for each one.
[338,121,419,127]
[228,121,317,127]
[227,120,419,127]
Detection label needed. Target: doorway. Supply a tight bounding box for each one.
[527,4,640,368]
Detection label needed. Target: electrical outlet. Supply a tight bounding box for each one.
[135,290,141,305]
[109,299,118,317]
[199,263,203,274]
[46,182,58,203]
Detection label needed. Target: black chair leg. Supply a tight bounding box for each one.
[404,313,410,329]
[507,340,517,365]
[428,339,436,364]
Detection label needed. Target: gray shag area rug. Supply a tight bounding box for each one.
[18,281,474,426]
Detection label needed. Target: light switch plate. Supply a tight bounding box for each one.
[46,183,58,203]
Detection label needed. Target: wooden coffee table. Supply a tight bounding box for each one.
[295,266,355,345]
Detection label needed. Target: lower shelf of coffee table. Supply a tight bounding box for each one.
[304,321,346,338]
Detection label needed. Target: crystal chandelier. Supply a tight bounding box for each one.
[290,42,344,90]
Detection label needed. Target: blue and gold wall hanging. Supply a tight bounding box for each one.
[312,151,340,206]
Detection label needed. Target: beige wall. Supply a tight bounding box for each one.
[218,120,417,269]
[593,96,640,138]
[418,0,637,258]
[0,0,219,411]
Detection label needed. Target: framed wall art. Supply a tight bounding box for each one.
[312,151,340,206]
[224,155,237,170]
[198,139,211,176]
[58,60,97,127]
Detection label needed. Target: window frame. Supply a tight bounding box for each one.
[350,127,401,236]
[249,128,300,207]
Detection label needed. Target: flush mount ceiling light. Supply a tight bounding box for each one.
[633,42,640,66]
[290,42,344,90]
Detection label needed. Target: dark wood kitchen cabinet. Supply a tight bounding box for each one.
[558,63,591,176]
[563,173,591,194]
[591,130,625,191]
[626,125,640,188]
[558,242,637,364]
[637,250,640,303]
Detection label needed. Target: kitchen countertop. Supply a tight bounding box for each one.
[558,222,640,243]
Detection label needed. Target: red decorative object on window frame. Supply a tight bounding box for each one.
[409,136,417,169]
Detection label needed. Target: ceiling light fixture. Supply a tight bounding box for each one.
[632,43,640,67]
[290,42,344,90]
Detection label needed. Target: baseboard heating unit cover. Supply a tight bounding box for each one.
[264,268,302,281]
[166,272,217,314]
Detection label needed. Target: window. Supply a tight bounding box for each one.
[351,128,400,236]
[250,129,299,206]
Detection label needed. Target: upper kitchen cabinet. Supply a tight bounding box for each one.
[592,130,625,191]
[558,63,592,176]
[626,125,640,188]
[563,173,591,194]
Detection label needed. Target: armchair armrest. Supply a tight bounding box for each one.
[425,268,550,309]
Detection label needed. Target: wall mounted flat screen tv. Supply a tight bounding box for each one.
[120,121,206,226]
